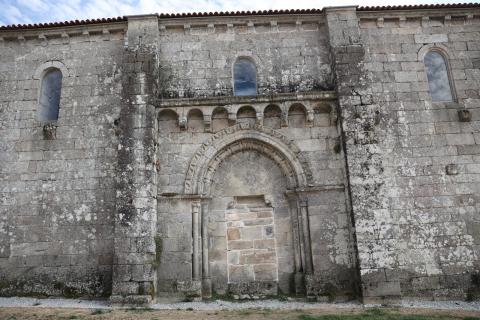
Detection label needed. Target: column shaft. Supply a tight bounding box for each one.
[192,202,200,281]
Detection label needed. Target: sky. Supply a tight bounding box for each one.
[0,0,474,27]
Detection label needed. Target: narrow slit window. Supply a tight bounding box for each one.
[233,58,257,96]
[39,68,62,122]
[424,51,453,102]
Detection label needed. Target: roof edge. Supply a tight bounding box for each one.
[0,16,127,31]
[1,3,479,31]
[357,2,480,11]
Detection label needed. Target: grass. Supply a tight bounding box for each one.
[1,306,479,320]
[126,307,155,313]
[298,308,480,320]
[90,309,112,315]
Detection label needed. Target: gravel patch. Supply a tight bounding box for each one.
[0,297,479,312]
[400,299,480,311]
[0,297,111,309]
[151,299,362,311]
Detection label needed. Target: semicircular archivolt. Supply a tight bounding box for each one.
[184,123,312,195]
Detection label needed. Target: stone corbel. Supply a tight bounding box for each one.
[102,29,110,41]
[61,32,69,44]
[421,16,429,27]
[306,110,314,127]
[203,114,212,133]
[228,112,237,125]
[399,16,407,27]
[38,33,47,46]
[296,20,302,31]
[281,111,288,127]
[207,23,215,33]
[247,21,255,33]
[270,20,278,32]
[17,35,26,45]
[179,115,187,130]
[82,30,91,42]
[184,24,191,35]
[256,112,263,126]
[376,17,384,28]
[444,15,452,26]
[466,14,474,25]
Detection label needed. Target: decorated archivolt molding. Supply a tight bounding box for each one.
[184,123,313,195]
[417,43,454,61]
[33,60,71,79]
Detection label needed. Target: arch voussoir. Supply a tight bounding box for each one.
[184,123,310,195]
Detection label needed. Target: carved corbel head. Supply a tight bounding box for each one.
[203,114,212,133]
[281,111,288,127]
[228,112,237,125]
[306,110,314,126]
[179,116,187,130]
[256,112,263,126]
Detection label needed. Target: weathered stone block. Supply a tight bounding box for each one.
[229,265,254,282]
[227,228,241,240]
[414,34,448,43]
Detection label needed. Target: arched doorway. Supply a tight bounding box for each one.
[184,124,313,298]
[208,150,292,296]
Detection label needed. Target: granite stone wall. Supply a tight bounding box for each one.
[357,9,480,300]
[0,24,126,297]
[0,5,479,304]
[156,16,333,98]
[154,95,356,300]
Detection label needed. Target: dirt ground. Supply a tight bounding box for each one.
[0,307,480,320]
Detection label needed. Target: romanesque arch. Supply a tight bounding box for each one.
[182,123,315,297]
[184,123,312,195]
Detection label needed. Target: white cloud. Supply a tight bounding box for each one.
[0,0,471,26]
[17,0,48,12]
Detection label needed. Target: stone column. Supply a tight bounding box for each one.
[110,15,159,305]
[325,6,401,303]
[201,202,212,297]
[299,200,313,275]
[192,202,201,281]
[288,196,304,294]
[299,199,315,301]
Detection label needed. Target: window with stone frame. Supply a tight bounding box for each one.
[424,50,454,102]
[233,58,257,96]
[38,68,63,122]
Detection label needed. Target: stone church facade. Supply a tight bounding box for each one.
[0,3,479,304]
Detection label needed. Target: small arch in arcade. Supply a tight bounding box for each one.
[312,103,333,127]
[288,103,307,128]
[263,104,282,129]
[212,107,229,132]
[237,106,256,126]
[158,109,180,133]
[187,109,204,132]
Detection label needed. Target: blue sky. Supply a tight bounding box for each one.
[0,0,472,26]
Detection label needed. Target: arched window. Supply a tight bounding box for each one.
[424,51,453,102]
[38,68,63,122]
[233,58,257,96]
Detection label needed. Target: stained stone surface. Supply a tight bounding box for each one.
[0,5,479,304]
